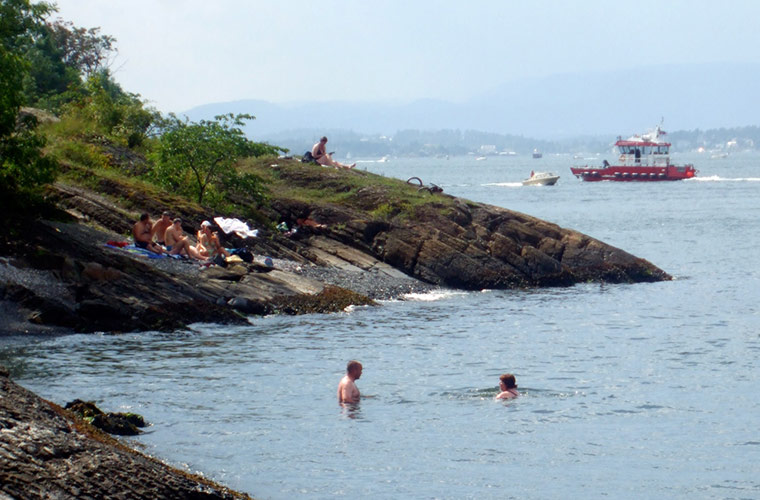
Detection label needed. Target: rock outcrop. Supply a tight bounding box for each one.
[0,367,249,499]
[0,159,670,334]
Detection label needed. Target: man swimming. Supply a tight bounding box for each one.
[337,360,362,403]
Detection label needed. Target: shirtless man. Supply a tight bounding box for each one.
[164,218,203,259]
[337,360,362,404]
[495,373,519,400]
[312,136,356,169]
[132,213,163,254]
[151,211,173,246]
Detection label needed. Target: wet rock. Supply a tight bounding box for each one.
[228,296,267,315]
[0,369,249,499]
[64,399,146,436]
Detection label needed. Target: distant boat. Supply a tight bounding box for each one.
[532,149,543,159]
[522,171,559,186]
[570,123,697,182]
[475,156,487,161]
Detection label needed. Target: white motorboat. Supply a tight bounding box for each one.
[522,171,559,186]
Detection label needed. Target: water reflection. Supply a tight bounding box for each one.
[339,402,362,420]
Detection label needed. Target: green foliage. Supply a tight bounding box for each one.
[0,0,58,197]
[45,17,115,77]
[153,113,285,206]
[19,13,117,110]
[55,71,160,148]
[22,19,81,107]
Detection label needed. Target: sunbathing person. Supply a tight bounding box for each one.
[311,136,356,169]
[197,221,230,260]
[151,211,173,246]
[164,218,204,260]
[132,213,163,254]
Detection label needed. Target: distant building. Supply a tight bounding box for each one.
[479,145,497,155]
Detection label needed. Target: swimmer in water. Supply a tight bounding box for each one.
[495,373,519,400]
[337,360,362,404]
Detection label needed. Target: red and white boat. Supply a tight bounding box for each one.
[571,125,697,181]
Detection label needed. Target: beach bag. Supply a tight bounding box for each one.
[212,254,228,267]
[231,248,254,263]
[301,151,317,164]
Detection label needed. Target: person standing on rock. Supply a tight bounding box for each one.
[151,211,173,246]
[312,136,356,169]
[338,360,362,404]
[132,213,163,254]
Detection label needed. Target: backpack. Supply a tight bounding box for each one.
[231,248,254,263]
[302,151,317,164]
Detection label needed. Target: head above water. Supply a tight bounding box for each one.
[499,373,517,389]
[347,360,362,379]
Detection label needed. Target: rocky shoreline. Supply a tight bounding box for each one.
[0,366,250,499]
[0,160,670,335]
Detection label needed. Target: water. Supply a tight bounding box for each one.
[2,153,759,499]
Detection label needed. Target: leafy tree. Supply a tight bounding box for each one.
[64,70,160,147]
[153,113,286,206]
[18,14,116,110]
[46,18,115,77]
[0,0,57,196]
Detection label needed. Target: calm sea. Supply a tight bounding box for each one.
[2,153,759,499]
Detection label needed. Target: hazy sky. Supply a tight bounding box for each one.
[53,0,760,113]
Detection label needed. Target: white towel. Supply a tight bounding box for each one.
[213,217,259,239]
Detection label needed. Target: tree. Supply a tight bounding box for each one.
[153,113,285,206]
[46,18,115,77]
[0,0,57,196]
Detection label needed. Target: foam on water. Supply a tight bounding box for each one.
[482,181,522,187]
[400,289,468,302]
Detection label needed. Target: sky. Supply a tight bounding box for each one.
[52,0,760,114]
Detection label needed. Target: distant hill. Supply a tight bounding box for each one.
[183,62,760,142]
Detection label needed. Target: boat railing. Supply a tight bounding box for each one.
[618,154,670,167]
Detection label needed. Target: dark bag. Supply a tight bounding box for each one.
[212,254,228,267]
[302,151,317,163]
[231,248,254,263]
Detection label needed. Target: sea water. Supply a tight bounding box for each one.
[1,153,759,499]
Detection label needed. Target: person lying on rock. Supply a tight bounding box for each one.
[164,218,204,260]
[197,221,230,260]
[151,211,173,246]
[132,213,163,254]
[311,136,356,169]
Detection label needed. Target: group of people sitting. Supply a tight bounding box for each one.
[132,212,231,261]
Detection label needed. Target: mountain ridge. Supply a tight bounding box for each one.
[182,62,760,141]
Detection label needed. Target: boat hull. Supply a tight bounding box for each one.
[570,164,696,182]
[523,176,559,186]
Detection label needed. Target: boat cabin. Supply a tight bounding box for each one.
[614,126,671,167]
